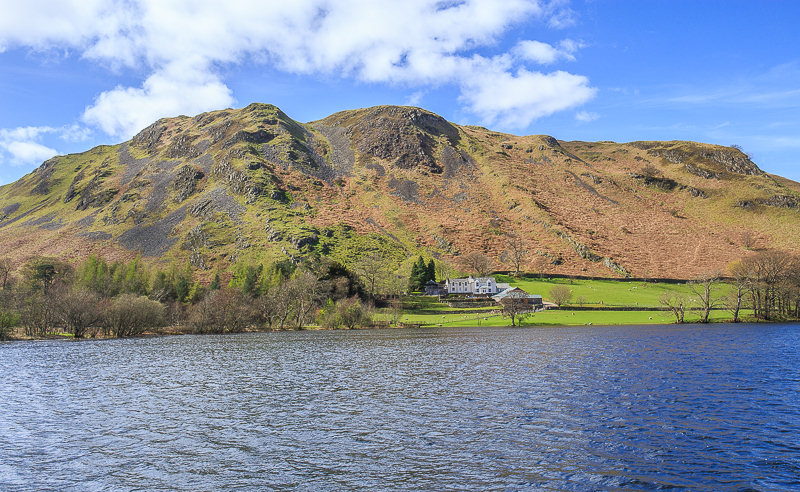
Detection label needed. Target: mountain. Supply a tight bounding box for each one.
[2,102,800,279]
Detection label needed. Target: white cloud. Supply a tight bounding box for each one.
[0,126,59,167]
[461,64,596,128]
[514,39,582,64]
[0,0,596,136]
[575,110,599,122]
[405,91,426,107]
[83,61,234,137]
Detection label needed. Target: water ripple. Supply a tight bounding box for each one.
[1,324,799,490]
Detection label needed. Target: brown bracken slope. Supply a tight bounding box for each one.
[2,103,799,279]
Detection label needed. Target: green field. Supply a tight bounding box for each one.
[497,275,731,308]
[380,276,744,327]
[379,308,745,327]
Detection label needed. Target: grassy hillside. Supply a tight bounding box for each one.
[2,103,800,280]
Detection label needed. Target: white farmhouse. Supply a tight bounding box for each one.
[444,276,501,295]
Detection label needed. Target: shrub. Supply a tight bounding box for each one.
[0,310,20,339]
[104,294,165,337]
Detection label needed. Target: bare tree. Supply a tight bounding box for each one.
[726,260,748,322]
[354,252,391,299]
[54,287,102,338]
[501,295,532,327]
[461,252,494,277]
[500,235,530,276]
[289,270,324,329]
[104,294,165,337]
[660,292,686,324]
[740,250,793,320]
[0,257,11,290]
[188,289,255,334]
[739,230,757,250]
[20,292,57,337]
[549,285,573,307]
[434,261,457,284]
[688,273,720,323]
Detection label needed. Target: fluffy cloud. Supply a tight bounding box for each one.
[514,39,582,64]
[0,0,594,137]
[0,127,59,167]
[462,65,596,127]
[83,61,234,137]
[575,111,599,122]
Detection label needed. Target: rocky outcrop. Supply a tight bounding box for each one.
[629,172,680,191]
[685,163,720,179]
[172,165,205,202]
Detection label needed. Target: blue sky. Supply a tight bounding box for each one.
[1,0,799,185]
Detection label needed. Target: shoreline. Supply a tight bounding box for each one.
[4,316,797,343]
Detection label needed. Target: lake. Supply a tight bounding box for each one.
[1,324,799,490]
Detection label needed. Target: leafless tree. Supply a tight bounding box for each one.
[688,273,720,323]
[353,252,391,299]
[20,292,56,337]
[104,294,165,337]
[740,250,793,320]
[461,252,494,277]
[501,296,532,327]
[54,287,102,338]
[726,260,748,322]
[289,270,324,329]
[739,230,757,250]
[500,235,530,276]
[660,292,686,324]
[0,258,11,290]
[435,261,457,284]
[188,289,255,334]
[549,285,573,307]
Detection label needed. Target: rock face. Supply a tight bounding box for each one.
[314,106,460,173]
[1,102,800,279]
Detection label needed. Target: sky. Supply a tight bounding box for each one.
[1,0,799,186]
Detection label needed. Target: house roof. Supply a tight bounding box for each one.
[492,287,542,300]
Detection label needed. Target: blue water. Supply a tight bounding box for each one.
[1,324,799,490]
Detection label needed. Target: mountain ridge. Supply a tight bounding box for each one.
[2,102,799,279]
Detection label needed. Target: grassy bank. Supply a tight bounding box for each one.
[496,275,732,308]
[379,308,748,327]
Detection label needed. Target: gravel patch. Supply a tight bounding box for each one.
[117,206,187,257]
[78,231,112,241]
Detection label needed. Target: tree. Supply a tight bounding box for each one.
[726,260,748,322]
[317,297,373,330]
[22,257,72,294]
[660,292,686,324]
[353,252,391,299]
[289,269,324,329]
[104,294,165,337]
[435,261,457,285]
[408,256,428,292]
[688,273,720,323]
[426,259,436,283]
[209,272,221,290]
[20,292,57,337]
[739,230,757,250]
[740,250,793,320]
[0,257,11,290]
[500,235,529,276]
[461,252,494,277]
[549,285,573,306]
[0,309,20,340]
[54,287,102,338]
[501,295,532,327]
